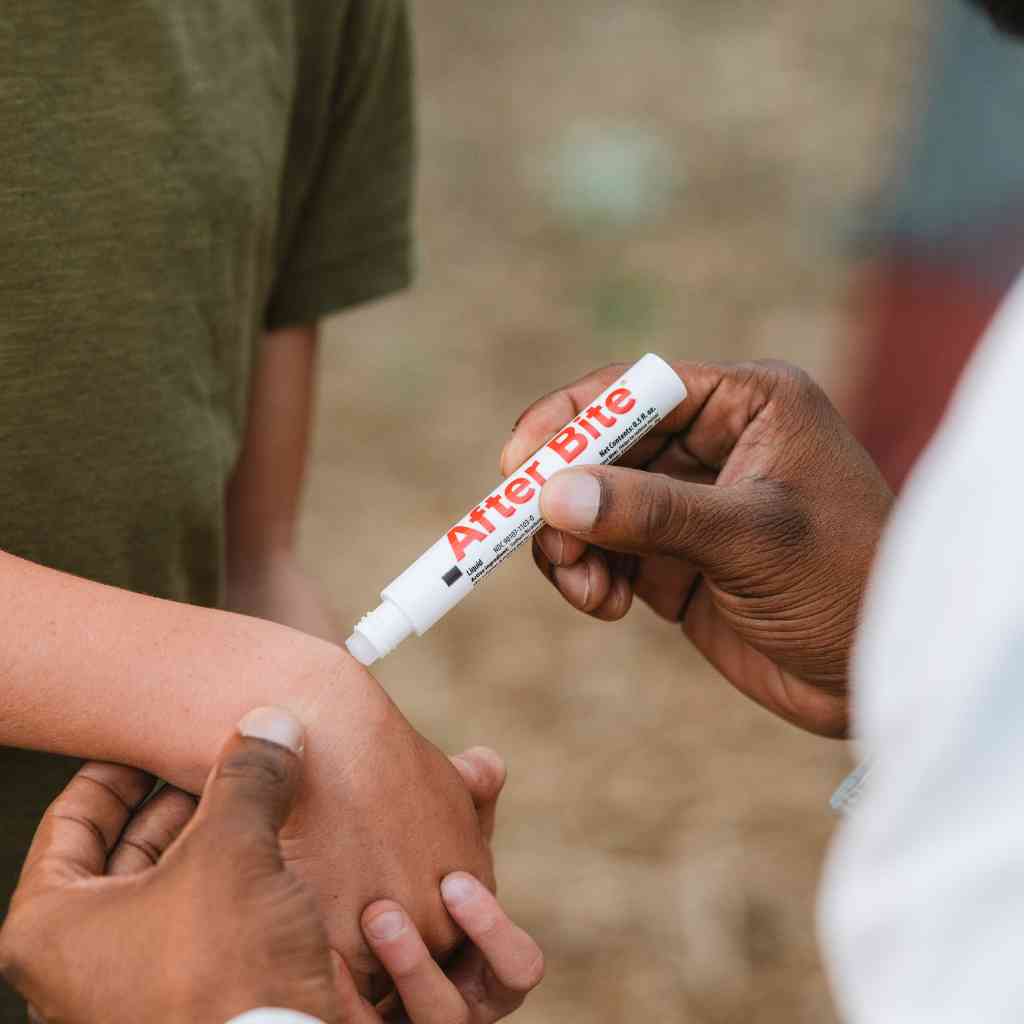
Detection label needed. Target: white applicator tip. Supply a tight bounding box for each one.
[345,631,380,667]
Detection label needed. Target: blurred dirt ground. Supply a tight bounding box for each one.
[304,3,927,1021]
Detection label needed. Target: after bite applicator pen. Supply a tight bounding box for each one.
[345,353,687,666]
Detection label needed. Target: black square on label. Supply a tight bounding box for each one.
[442,566,463,587]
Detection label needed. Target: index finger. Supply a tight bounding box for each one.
[20,762,155,891]
[441,873,544,1007]
[500,359,766,478]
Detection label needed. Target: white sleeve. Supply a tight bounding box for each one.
[224,1010,326,1024]
[819,275,1024,1022]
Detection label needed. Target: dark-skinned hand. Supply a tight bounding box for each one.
[0,708,542,1024]
[502,360,893,737]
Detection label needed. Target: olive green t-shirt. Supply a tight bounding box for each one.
[0,3,413,1014]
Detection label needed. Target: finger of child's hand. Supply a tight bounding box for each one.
[330,949,383,1023]
[450,747,506,844]
[107,785,198,876]
[441,873,544,1019]
[362,902,467,1024]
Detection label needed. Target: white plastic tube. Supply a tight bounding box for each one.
[345,353,687,666]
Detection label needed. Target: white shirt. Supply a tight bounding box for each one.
[820,275,1024,1019]
[225,1010,325,1024]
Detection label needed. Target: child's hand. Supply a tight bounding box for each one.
[275,657,497,996]
[361,872,544,1023]
[1,708,541,1024]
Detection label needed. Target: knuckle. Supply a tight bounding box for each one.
[389,952,428,982]
[715,360,771,401]
[785,362,816,389]
[640,479,678,544]
[641,479,694,554]
[116,834,162,868]
[747,359,821,409]
[469,911,503,945]
[762,360,825,406]
[751,482,813,550]
[753,358,803,383]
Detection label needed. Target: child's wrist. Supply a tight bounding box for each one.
[152,618,383,794]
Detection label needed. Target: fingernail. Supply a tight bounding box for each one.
[441,873,479,908]
[542,472,601,532]
[450,753,479,788]
[365,909,406,941]
[237,706,304,756]
[465,745,505,778]
[536,527,565,565]
[553,561,592,610]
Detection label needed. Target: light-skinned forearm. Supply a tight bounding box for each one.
[0,548,373,792]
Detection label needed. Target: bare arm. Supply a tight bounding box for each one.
[0,326,353,787]
[0,535,494,983]
[225,323,339,641]
[0,545,358,791]
[0,321,495,980]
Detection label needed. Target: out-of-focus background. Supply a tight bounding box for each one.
[302,2,1022,1020]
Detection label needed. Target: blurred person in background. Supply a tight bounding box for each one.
[498,8,1024,1021]
[0,2,537,1019]
[846,0,1024,490]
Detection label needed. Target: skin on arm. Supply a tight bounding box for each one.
[0,324,343,783]
[225,323,339,642]
[0,544,350,789]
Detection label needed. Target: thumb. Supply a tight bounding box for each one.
[192,706,305,849]
[540,465,768,576]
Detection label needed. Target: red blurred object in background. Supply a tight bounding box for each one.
[848,256,1004,492]
[844,0,1024,491]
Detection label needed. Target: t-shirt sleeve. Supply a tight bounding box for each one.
[266,0,414,329]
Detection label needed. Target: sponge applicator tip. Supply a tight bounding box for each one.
[345,631,380,667]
